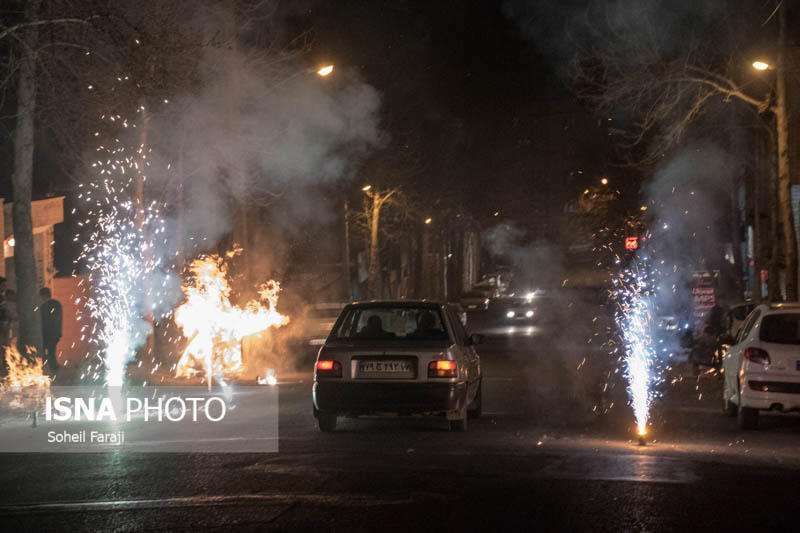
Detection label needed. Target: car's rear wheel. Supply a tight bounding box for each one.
[738,405,759,430]
[449,416,467,432]
[317,410,337,432]
[468,379,482,420]
[449,404,468,432]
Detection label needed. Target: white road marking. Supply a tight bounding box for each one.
[0,492,414,515]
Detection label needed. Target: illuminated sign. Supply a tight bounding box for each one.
[625,237,639,251]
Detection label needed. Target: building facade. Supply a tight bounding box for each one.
[1,196,65,290]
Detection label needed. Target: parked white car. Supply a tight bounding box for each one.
[722,303,800,429]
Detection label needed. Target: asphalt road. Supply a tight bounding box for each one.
[2,310,800,531]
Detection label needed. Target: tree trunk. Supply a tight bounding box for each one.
[367,199,381,298]
[775,6,796,300]
[769,135,782,301]
[11,0,43,353]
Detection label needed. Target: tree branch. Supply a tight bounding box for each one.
[0,16,99,42]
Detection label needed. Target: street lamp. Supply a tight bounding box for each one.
[317,64,334,77]
[424,217,432,225]
[600,177,609,185]
[752,60,770,71]
[362,184,372,192]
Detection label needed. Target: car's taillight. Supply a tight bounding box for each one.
[744,347,770,365]
[428,360,457,378]
[315,360,342,377]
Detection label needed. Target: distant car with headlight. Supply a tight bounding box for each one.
[503,297,536,321]
[722,303,800,429]
[504,295,561,324]
[312,301,483,432]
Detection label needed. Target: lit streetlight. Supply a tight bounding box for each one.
[752,60,770,71]
[600,177,609,185]
[424,217,432,225]
[361,184,372,192]
[317,64,334,77]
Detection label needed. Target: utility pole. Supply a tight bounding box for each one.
[136,102,156,360]
[343,200,352,300]
[754,138,762,301]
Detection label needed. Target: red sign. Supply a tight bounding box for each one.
[692,271,719,329]
[625,237,638,251]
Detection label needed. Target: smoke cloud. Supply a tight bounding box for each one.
[150,47,381,246]
[642,143,739,321]
[483,222,566,289]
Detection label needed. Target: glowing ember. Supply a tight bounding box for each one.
[174,249,289,387]
[257,368,278,386]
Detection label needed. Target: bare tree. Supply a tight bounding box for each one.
[1,0,194,351]
[574,2,796,299]
[1,0,255,351]
[353,187,403,298]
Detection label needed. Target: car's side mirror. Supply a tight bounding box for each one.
[467,333,484,346]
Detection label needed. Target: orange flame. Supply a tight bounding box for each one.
[1,345,51,409]
[3,345,51,389]
[174,250,289,386]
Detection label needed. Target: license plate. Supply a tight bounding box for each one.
[467,305,477,309]
[358,360,413,374]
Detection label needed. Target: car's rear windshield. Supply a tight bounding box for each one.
[760,313,800,344]
[332,306,449,341]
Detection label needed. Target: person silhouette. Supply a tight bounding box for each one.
[358,314,394,338]
[412,311,438,338]
[39,287,62,377]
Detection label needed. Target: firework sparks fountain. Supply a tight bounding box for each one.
[78,112,169,386]
[613,257,657,445]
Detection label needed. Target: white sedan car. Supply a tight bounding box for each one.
[722,303,800,429]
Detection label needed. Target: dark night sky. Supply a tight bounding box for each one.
[302,0,607,227]
[0,0,610,231]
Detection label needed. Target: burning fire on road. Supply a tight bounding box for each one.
[1,345,51,410]
[174,248,289,388]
